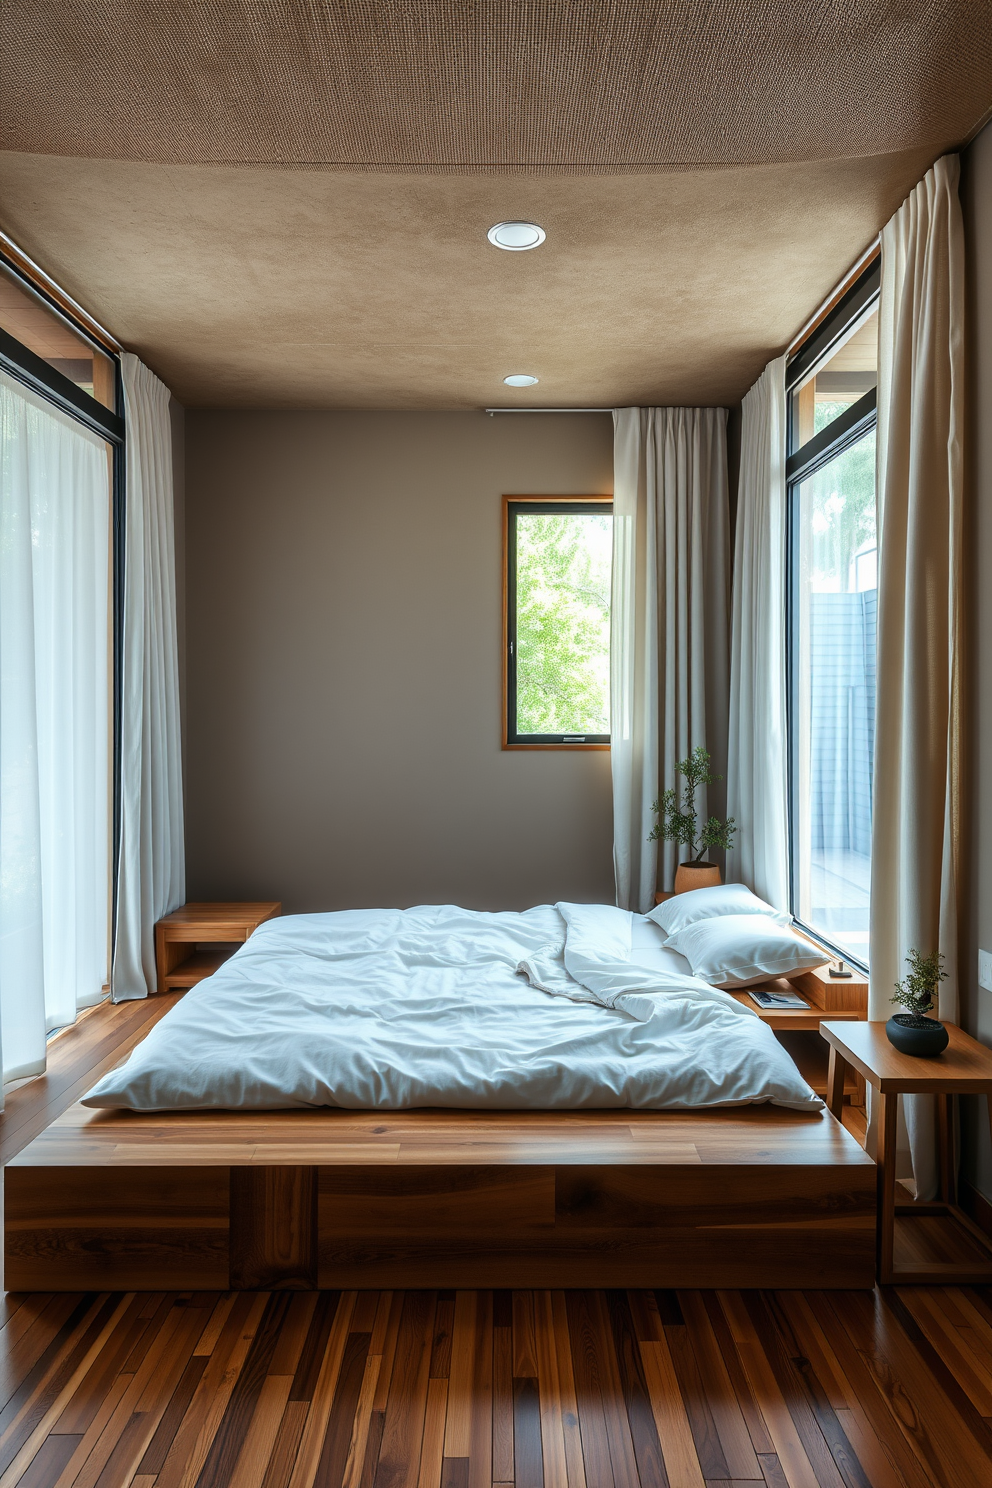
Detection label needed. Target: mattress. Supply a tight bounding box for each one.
[83,903,822,1113]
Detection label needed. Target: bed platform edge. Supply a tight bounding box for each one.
[4,1105,877,1290]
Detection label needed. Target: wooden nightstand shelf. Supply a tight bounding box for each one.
[652,893,869,1028]
[822,1020,992,1284]
[155,902,281,992]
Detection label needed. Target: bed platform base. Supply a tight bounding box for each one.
[5,1105,876,1291]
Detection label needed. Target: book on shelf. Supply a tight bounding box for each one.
[748,988,809,1010]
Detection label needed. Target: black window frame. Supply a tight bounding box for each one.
[785,256,879,973]
[503,495,613,749]
[0,248,126,957]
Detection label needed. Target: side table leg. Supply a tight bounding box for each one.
[876,1091,898,1284]
[826,1047,847,1119]
[937,1094,955,1204]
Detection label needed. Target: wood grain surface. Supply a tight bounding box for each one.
[154,903,282,938]
[0,1282,987,1487]
[155,902,281,991]
[7,1090,876,1291]
[820,1021,992,1093]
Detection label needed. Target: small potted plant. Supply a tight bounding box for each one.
[649,746,736,894]
[887,949,949,1056]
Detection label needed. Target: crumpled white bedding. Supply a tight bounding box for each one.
[82,903,822,1112]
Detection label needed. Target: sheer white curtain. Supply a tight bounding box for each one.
[0,372,111,1093]
[870,155,964,1197]
[113,355,185,999]
[611,407,730,913]
[726,356,790,911]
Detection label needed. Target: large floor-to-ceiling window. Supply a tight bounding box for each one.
[786,260,879,967]
[0,254,122,1082]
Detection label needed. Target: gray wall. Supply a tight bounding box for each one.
[962,123,992,1203]
[183,411,616,912]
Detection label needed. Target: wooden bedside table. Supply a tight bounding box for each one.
[155,902,281,992]
[821,1020,992,1283]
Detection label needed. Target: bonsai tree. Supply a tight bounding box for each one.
[892,949,947,1022]
[648,746,736,861]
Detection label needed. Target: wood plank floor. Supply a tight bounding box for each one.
[0,1000,990,1486]
[3,1280,992,1486]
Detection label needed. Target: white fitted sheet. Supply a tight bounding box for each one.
[83,903,821,1113]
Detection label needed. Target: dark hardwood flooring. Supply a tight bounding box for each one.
[0,998,989,1487]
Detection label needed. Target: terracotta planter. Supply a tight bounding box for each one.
[673,861,722,895]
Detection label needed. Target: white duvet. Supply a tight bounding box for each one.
[83,903,821,1112]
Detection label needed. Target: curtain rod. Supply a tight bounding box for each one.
[484,407,612,415]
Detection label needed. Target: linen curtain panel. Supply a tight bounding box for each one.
[611,407,730,913]
[725,356,790,912]
[113,354,185,999]
[0,373,112,1095]
[870,155,964,1197]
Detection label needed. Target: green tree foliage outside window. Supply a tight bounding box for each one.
[515,512,611,735]
[806,420,876,591]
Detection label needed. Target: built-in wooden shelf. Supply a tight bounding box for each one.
[159,948,235,989]
[154,901,281,993]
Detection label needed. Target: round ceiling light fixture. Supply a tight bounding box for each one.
[487,220,546,251]
[504,374,539,387]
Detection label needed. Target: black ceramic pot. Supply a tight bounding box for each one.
[885,1014,949,1057]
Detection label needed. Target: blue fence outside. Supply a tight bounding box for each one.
[809,589,877,857]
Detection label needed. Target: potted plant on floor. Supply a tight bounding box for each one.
[649,746,736,894]
[886,949,949,1056]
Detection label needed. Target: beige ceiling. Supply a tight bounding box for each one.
[1,3,990,409]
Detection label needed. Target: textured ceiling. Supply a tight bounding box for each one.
[1,3,990,408]
[0,150,934,409]
[3,1,991,170]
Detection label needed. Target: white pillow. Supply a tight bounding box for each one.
[645,883,789,943]
[665,913,829,988]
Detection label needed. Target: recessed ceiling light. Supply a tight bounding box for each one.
[504,374,539,387]
[488,221,546,251]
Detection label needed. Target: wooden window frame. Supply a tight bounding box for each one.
[502,494,612,751]
[0,252,123,441]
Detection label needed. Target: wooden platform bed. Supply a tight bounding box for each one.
[5,1101,876,1291]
